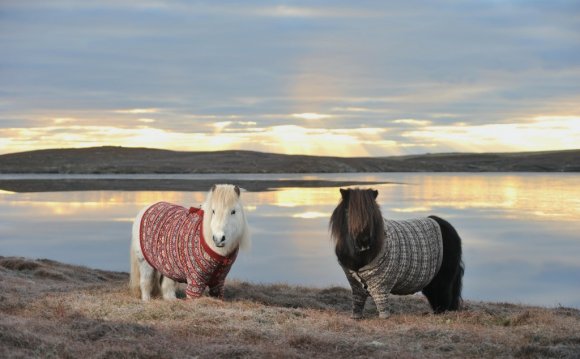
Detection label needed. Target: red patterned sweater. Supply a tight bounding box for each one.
[140,202,238,298]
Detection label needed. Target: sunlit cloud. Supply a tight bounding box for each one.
[402,116,580,152]
[52,118,76,124]
[0,123,381,156]
[260,125,366,156]
[0,126,204,153]
[393,119,431,126]
[332,107,370,113]
[431,113,461,119]
[186,114,241,120]
[213,121,232,131]
[1,114,578,156]
[114,108,159,114]
[291,113,333,120]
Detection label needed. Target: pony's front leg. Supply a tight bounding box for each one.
[161,277,178,300]
[208,284,224,299]
[368,288,391,319]
[343,268,369,319]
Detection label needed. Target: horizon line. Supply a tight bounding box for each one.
[1,145,578,159]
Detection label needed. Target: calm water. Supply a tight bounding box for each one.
[1,173,579,308]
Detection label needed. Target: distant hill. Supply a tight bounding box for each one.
[0,146,578,173]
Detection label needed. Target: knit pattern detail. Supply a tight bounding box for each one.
[140,202,238,299]
[343,217,443,315]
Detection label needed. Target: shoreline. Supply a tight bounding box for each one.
[0,178,392,193]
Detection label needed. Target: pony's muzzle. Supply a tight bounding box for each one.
[355,236,371,252]
[357,245,371,253]
[213,234,226,247]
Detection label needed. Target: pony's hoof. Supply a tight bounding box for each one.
[378,312,390,319]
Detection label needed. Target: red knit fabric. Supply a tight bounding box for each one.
[139,202,238,298]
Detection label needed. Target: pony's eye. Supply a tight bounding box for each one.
[212,209,215,215]
[231,210,236,215]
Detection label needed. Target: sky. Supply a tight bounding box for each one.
[1,0,579,157]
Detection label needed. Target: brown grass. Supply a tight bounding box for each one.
[1,256,579,358]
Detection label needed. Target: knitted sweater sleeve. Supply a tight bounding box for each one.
[363,253,400,318]
[342,266,369,319]
[207,261,234,299]
[185,280,205,299]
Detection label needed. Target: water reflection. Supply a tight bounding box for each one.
[0,173,578,308]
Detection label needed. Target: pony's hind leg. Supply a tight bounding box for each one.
[423,215,464,313]
[161,277,178,300]
[132,206,159,301]
[129,242,142,298]
[422,273,456,313]
[139,260,158,301]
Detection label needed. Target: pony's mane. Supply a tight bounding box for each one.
[329,188,385,270]
[330,189,384,241]
[207,184,241,209]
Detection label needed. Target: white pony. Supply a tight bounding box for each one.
[130,184,250,301]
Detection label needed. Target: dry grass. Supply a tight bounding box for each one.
[1,256,579,358]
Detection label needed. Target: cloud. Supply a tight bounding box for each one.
[239,5,382,19]
[114,109,159,114]
[402,116,580,153]
[393,119,432,126]
[291,113,333,120]
[0,1,578,155]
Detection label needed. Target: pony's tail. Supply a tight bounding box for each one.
[423,215,464,312]
[450,256,465,310]
[129,245,141,298]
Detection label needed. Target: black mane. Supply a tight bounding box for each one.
[329,188,385,271]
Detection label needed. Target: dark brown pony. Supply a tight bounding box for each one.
[330,188,464,314]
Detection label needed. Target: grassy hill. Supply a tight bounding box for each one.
[1,256,579,358]
[0,146,579,173]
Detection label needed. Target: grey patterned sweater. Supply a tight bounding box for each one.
[342,217,443,318]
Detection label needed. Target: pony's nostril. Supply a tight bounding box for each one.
[213,235,226,244]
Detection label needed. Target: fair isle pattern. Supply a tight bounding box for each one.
[343,217,443,316]
[140,202,238,299]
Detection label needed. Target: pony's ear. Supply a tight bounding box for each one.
[340,188,349,200]
[372,189,378,199]
[211,184,217,192]
[234,185,240,197]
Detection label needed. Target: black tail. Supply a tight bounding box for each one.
[422,215,464,313]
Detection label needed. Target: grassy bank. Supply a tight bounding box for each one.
[1,256,579,358]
